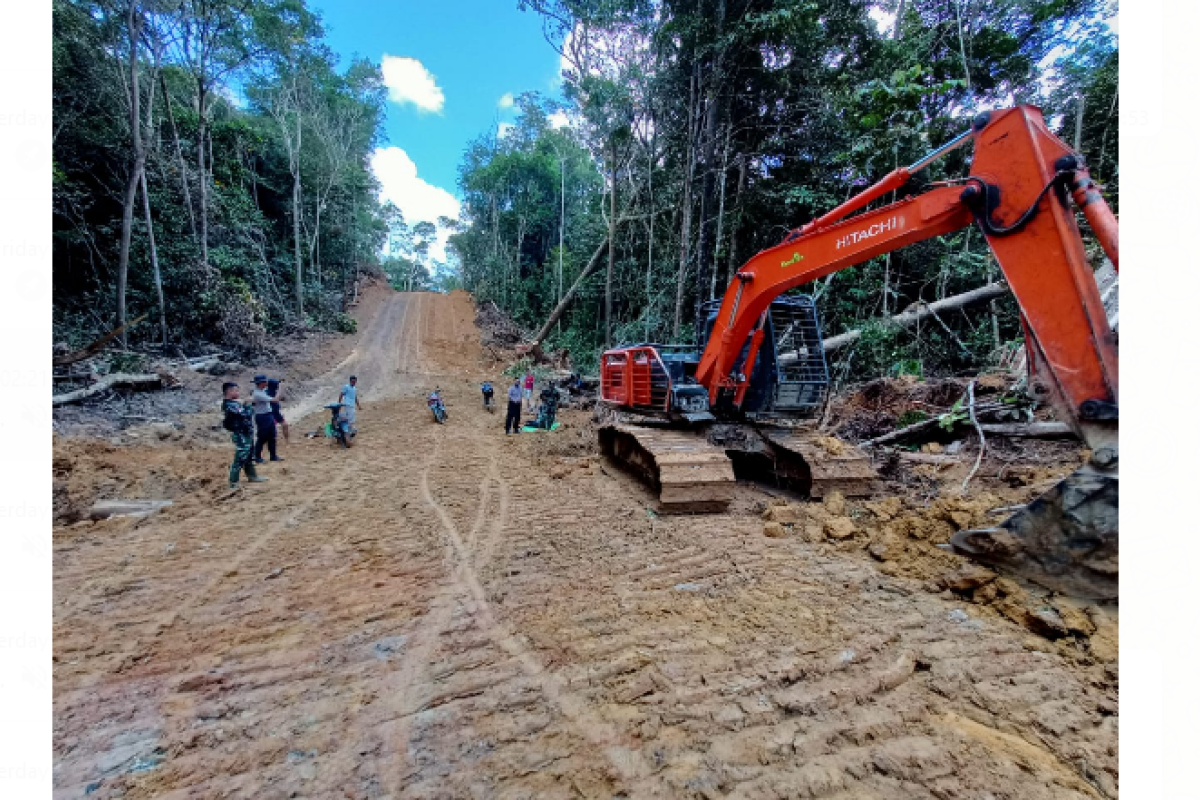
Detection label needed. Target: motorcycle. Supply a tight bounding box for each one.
[428,389,448,424]
[323,402,354,448]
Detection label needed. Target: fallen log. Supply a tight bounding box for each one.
[821,284,1009,354]
[860,401,1011,448]
[52,313,149,366]
[52,372,177,407]
[532,237,609,345]
[90,499,173,520]
[978,421,1075,439]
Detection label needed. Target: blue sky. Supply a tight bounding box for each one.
[307,0,566,253]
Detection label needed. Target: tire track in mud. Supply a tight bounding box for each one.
[53,453,364,796]
[412,425,656,793]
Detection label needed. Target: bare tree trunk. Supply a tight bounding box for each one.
[726,151,746,283]
[157,72,197,245]
[693,0,725,337]
[139,169,167,344]
[558,153,565,309]
[605,136,617,348]
[1073,94,1085,151]
[291,115,304,316]
[116,3,145,346]
[673,65,698,339]
[710,122,731,300]
[893,0,906,39]
[645,128,655,341]
[954,0,972,91]
[196,102,210,271]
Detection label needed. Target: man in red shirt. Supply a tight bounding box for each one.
[523,371,534,409]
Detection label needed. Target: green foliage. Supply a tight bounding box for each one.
[109,352,148,374]
[896,409,929,428]
[333,313,357,334]
[53,0,389,354]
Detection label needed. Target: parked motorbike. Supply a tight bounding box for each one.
[428,389,448,424]
[323,402,353,448]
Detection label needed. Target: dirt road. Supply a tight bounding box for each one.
[54,290,1117,799]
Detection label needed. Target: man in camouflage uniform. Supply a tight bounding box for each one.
[222,382,268,489]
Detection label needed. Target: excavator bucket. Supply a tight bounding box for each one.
[949,463,1118,600]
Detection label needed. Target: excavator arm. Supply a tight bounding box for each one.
[696,106,1119,598]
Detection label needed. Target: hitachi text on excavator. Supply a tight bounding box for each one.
[598,105,1118,600]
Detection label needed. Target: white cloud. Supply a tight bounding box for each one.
[370,146,460,261]
[498,92,515,108]
[548,110,571,130]
[380,55,445,113]
[497,122,515,139]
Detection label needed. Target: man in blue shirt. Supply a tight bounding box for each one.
[339,375,362,435]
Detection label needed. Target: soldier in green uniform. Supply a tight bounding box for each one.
[221,382,268,489]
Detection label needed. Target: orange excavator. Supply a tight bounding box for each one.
[599,105,1118,599]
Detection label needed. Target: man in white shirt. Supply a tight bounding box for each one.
[339,375,362,434]
[251,374,283,462]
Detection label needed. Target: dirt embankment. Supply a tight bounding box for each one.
[53,289,1118,800]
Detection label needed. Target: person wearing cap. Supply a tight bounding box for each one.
[339,375,361,435]
[267,377,289,442]
[220,382,267,488]
[251,374,283,463]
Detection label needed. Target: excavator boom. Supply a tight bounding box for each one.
[693,106,1118,598]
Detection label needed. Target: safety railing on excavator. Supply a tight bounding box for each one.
[601,347,673,412]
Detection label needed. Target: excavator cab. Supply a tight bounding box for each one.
[700,295,831,417]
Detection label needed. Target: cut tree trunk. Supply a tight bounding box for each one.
[822,283,1010,354]
[52,372,176,407]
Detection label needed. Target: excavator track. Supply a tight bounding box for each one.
[599,421,876,513]
[759,428,878,499]
[599,425,736,513]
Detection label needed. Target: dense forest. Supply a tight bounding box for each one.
[52,0,1117,381]
[52,0,434,354]
[450,0,1118,377]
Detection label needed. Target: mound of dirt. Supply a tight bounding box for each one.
[53,435,230,524]
[760,489,1118,663]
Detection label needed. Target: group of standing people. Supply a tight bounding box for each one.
[502,370,559,435]
[221,374,362,489]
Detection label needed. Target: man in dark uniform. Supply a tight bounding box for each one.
[505,378,523,434]
[221,382,267,489]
